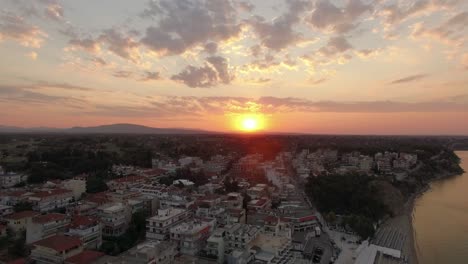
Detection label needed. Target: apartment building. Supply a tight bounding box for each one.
[119,241,177,264]
[170,219,215,255]
[224,224,260,251]
[4,210,40,235]
[28,189,74,212]
[146,208,191,241]
[26,213,70,244]
[31,235,83,264]
[67,215,102,249]
[97,203,131,237]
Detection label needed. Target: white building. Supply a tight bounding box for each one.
[119,241,177,264]
[146,208,191,241]
[170,219,214,255]
[28,189,75,212]
[67,215,102,249]
[30,234,83,264]
[0,166,28,188]
[97,202,131,237]
[206,229,225,263]
[26,213,70,244]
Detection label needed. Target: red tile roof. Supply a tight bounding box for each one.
[112,175,147,183]
[4,211,40,220]
[5,191,31,197]
[69,216,100,229]
[7,258,26,264]
[31,189,73,199]
[33,213,67,224]
[65,250,104,264]
[34,235,82,252]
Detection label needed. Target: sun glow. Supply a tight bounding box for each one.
[235,114,265,132]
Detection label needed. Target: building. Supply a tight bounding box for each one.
[97,203,131,237]
[247,197,271,212]
[64,250,105,264]
[0,204,13,217]
[354,241,402,264]
[118,241,177,264]
[26,213,70,244]
[0,224,7,238]
[203,155,230,174]
[0,166,28,188]
[31,235,83,264]
[179,156,203,167]
[146,208,191,241]
[106,176,148,191]
[0,190,33,206]
[221,193,243,210]
[159,194,195,209]
[247,185,268,200]
[170,219,214,255]
[28,189,75,212]
[250,233,293,263]
[205,229,225,264]
[4,210,40,235]
[67,215,102,249]
[225,224,260,251]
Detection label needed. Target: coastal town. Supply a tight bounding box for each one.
[0,135,465,264]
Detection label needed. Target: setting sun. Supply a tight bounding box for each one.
[242,117,258,131]
[235,114,265,132]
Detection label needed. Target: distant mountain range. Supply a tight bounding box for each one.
[0,123,214,134]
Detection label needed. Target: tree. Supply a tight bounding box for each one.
[13,201,33,212]
[325,211,337,224]
[86,176,108,193]
[8,231,27,258]
[243,194,251,210]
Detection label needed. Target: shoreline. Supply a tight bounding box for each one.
[403,169,462,264]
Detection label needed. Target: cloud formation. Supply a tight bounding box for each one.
[172,56,234,88]
[389,74,428,84]
[141,0,242,56]
[0,11,47,48]
[249,0,310,50]
[307,0,373,34]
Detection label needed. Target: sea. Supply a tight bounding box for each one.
[413,151,468,264]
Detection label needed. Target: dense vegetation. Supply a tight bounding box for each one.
[306,173,388,239]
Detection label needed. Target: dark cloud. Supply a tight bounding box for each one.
[99,29,140,62]
[309,78,327,85]
[0,84,85,106]
[113,71,134,78]
[318,36,353,57]
[411,11,468,45]
[307,0,373,33]
[237,1,255,12]
[141,0,242,56]
[69,38,100,53]
[248,78,271,84]
[379,0,460,29]
[389,74,428,85]
[0,11,46,48]
[140,71,162,81]
[204,42,218,54]
[141,96,468,116]
[171,56,234,88]
[44,2,64,21]
[249,0,311,50]
[68,29,140,62]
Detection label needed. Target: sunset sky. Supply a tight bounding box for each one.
[0,0,467,134]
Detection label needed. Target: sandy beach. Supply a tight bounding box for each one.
[374,187,428,264]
